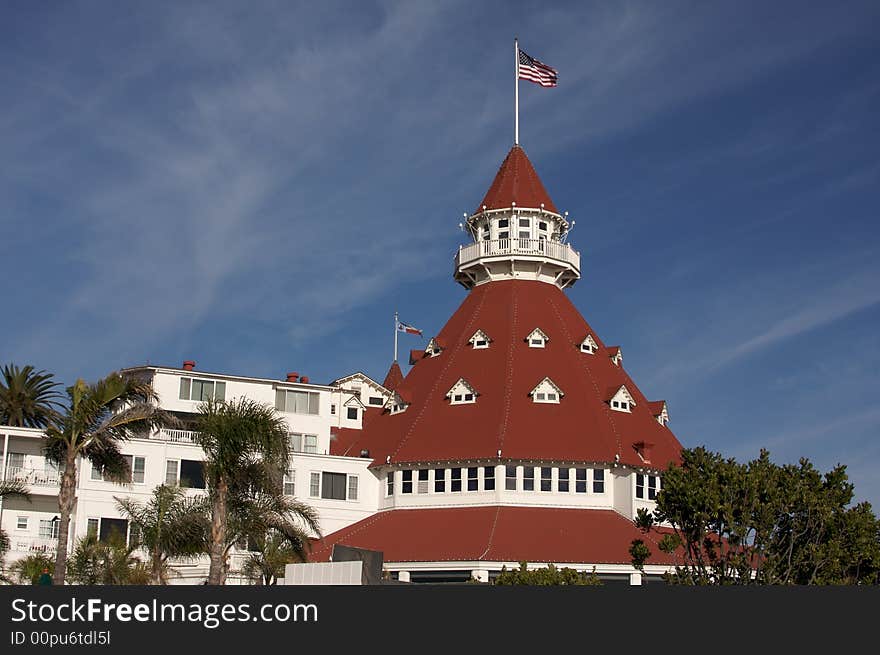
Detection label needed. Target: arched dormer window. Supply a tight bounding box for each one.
[526,328,549,349]
[606,385,635,413]
[580,334,598,354]
[446,378,477,405]
[607,346,622,366]
[469,330,491,350]
[530,377,563,404]
[648,401,669,426]
[425,337,444,358]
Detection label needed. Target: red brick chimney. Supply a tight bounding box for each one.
[182,360,196,371]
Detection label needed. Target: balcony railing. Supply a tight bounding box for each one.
[456,238,580,271]
[10,537,58,554]
[5,466,60,487]
[152,428,200,444]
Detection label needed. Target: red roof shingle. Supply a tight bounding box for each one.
[477,146,559,214]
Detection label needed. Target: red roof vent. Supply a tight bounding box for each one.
[182,360,196,371]
[286,372,299,382]
[300,375,310,384]
[477,145,559,214]
[633,441,655,463]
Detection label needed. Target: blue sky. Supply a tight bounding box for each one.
[2,1,879,506]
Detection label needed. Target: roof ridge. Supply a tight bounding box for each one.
[495,282,518,452]
[477,505,503,561]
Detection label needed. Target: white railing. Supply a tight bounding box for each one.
[10,537,58,554]
[456,238,580,271]
[5,466,60,487]
[153,428,200,444]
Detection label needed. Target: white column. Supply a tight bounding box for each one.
[629,572,642,586]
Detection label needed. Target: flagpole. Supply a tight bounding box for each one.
[393,311,399,362]
[514,37,519,146]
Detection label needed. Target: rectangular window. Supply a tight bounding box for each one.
[402,470,413,494]
[541,467,552,492]
[539,221,548,231]
[347,407,358,420]
[467,467,479,491]
[498,231,509,240]
[484,466,495,491]
[575,468,587,493]
[283,469,296,496]
[417,469,429,494]
[165,459,179,486]
[304,435,317,454]
[91,462,104,481]
[180,378,225,402]
[39,519,59,539]
[87,518,99,538]
[386,472,394,496]
[498,218,509,228]
[648,475,658,500]
[321,472,347,500]
[129,523,141,548]
[433,469,446,493]
[348,475,359,501]
[505,465,517,491]
[523,467,535,491]
[99,517,128,545]
[179,459,205,489]
[122,455,145,484]
[16,516,28,530]
[451,468,462,492]
[558,468,570,493]
[593,469,605,493]
[519,218,530,228]
[276,389,320,415]
[310,472,320,498]
[518,231,530,239]
[331,404,336,415]
[636,473,645,499]
[368,396,384,406]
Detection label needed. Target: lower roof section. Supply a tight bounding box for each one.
[310,505,678,566]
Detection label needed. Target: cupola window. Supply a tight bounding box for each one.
[530,377,563,404]
[469,330,491,349]
[580,334,598,354]
[607,385,636,413]
[446,378,477,405]
[526,328,549,348]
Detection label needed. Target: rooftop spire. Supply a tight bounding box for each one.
[477,145,558,214]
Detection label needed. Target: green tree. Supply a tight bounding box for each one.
[114,485,210,584]
[0,479,30,581]
[44,372,174,585]
[240,530,306,585]
[9,553,55,585]
[0,364,62,428]
[193,398,320,584]
[66,535,147,585]
[494,562,603,585]
[632,447,880,585]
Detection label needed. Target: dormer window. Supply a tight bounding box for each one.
[386,392,410,415]
[607,385,636,413]
[425,338,443,358]
[469,330,491,349]
[580,334,598,354]
[649,401,669,426]
[607,346,622,366]
[530,377,563,404]
[446,378,477,405]
[526,328,549,348]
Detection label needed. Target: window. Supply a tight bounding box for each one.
[386,472,394,497]
[348,475,359,501]
[164,459,205,489]
[91,462,103,481]
[99,517,128,545]
[526,328,549,348]
[320,472,347,500]
[608,386,634,413]
[519,218,530,228]
[636,473,645,499]
[467,467,479,491]
[284,469,296,496]
[518,231,530,239]
[580,335,598,354]
[484,466,495,491]
[505,465,517,491]
[558,468,570,493]
[648,475,658,500]
[540,467,552,492]
[450,468,462,492]
[538,221,548,231]
[434,469,446,493]
[16,516,28,530]
[347,407,358,420]
[482,228,490,241]
[368,396,384,406]
[121,455,145,484]
[289,433,318,454]
[179,377,225,402]
[593,469,605,493]
[39,519,59,539]
[129,523,141,548]
[310,472,320,498]
[7,452,25,473]
[575,468,587,493]
[498,218,509,229]
[276,389,320,415]
[331,404,336,415]
[531,378,563,403]
[87,518,99,538]
[498,231,509,240]
[470,330,491,350]
[402,470,413,494]
[475,341,487,348]
[523,467,535,491]
[418,469,429,494]
[165,460,178,486]
[447,379,477,405]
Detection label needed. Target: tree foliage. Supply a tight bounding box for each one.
[66,535,149,585]
[0,363,62,428]
[632,447,880,585]
[239,530,305,585]
[494,562,603,585]
[9,553,55,585]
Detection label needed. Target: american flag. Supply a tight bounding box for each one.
[518,49,558,87]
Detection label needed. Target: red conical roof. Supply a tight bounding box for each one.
[476,145,559,214]
[334,280,682,469]
[382,361,405,391]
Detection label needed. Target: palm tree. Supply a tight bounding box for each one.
[66,534,147,585]
[240,529,307,585]
[0,363,62,428]
[115,485,210,584]
[194,397,320,584]
[0,479,30,581]
[9,553,55,585]
[44,371,174,585]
